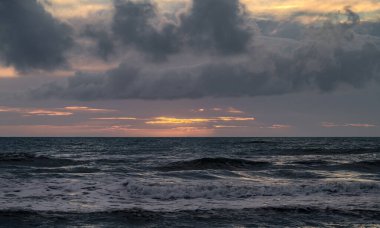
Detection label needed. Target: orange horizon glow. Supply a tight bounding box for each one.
[0,124,215,137]
[145,116,256,125]
[39,0,380,22]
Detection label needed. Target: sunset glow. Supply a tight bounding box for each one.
[0,0,379,137]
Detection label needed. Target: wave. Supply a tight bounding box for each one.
[237,140,278,144]
[292,160,331,166]
[156,157,270,171]
[33,167,100,174]
[280,148,380,155]
[339,160,380,173]
[123,180,380,200]
[1,207,379,219]
[1,208,378,228]
[270,169,325,179]
[0,153,81,167]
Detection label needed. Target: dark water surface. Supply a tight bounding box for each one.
[0,137,379,227]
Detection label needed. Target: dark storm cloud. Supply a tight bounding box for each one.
[0,0,73,71]
[112,0,180,60]
[355,22,380,37]
[108,0,251,60]
[179,0,252,54]
[31,40,380,100]
[31,5,380,100]
[83,25,115,61]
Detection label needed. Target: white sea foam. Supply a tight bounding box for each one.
[0,176,379,213]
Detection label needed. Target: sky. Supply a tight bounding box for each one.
[0,0,379,137]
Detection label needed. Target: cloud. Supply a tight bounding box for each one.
[145,116,255,125]
[262,124,292,129]
[214,125,248,128]
[39,0,112,19]
[64,106,115,112]
[83,25,115,61]
[112,0,180,60]
[91,117,137,120]
[0,105,114,116]
[227,107,245,114]
[179,0,252,54]
[31,6,380,100]
[107,0,252,60]
[0,106,73,116]
[25,109,73,116]
[31,40,380,100]
[0,0,73,71]
[241,0,380,21]
[0,66,17,78]
[191,107,244,114]
[322,122,376,128]
[90,115,255,125]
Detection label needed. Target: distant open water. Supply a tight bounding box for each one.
[0,137,379,227]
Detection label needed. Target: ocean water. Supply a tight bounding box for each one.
[0,137,379,227]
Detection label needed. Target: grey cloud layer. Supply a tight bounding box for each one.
[179,0,252,54]
[33,35,380,100]
[0,0,73,71]
[92,0,252,60]
[112,0,180,60]
[25,1,380,100]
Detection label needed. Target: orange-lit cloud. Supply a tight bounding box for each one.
[0,106,115,117]
[146,117,214,125]
[214,125,248,128]
[0,66,18,78]
[0,106,72,116]
[227,107,245,114]
[64,106,115,112]
[91,117,137,120]
[192,107,245,114]
[217,117,256,121]
[26,109,73,116]
[242,0,380,21]
[145,116,256,125]
[0,107,20,112]
[39,0,112,19]
[39,0,380,22]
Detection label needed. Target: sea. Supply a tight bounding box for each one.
[0,137,379,227]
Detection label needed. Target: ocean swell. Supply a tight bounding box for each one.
[0,153,80,167]
[123,180,380,200]
[156,157,270,171]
